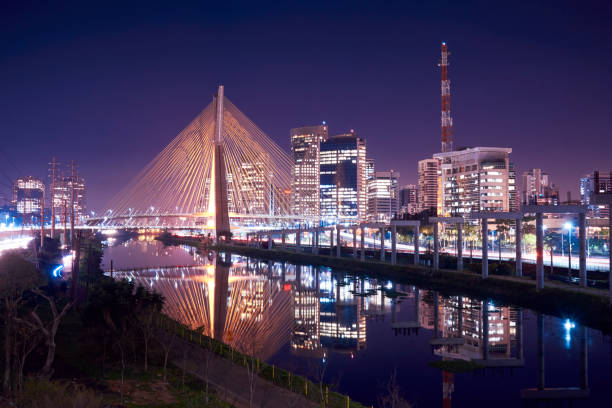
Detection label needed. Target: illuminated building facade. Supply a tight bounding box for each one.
[367,171,400,223]
[581,171,611,219]
[433,147,514,217]
[417,158,439,214]
[399,184,418,215]
[52,176,86,225]
[290,124,328,220]
[320,132,367,223]
[522,168,559,206]
[12,176,45,221]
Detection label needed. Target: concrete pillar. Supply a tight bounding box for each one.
[360,226,365,261]
[457,223,463,271]
[336,225,341,257]
[330,228,334,253]
[433,222,439,270]
[352,227,357,258]
[579,212,587,287]
[515,218,522,277]
[391,224,397,265]
[380,227,385,261]
[481,218,488,279]
[414,225,420,265]
[517,310,524,361]
[296,229,301,252]
[267,233,273,250]
[281,231,286,248]
[536,212,544,290]
[313,229,319,255]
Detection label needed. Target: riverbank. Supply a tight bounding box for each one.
[213,243,612,333]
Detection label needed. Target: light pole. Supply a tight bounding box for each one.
[565,222,573,280]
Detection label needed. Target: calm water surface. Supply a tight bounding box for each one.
[103,238,612,407]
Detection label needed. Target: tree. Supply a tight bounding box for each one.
[0,251,42,392]
[131,285,163,372]
[16,289,73,378]
[378,370,412,408]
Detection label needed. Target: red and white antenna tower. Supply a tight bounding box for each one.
[439,42,453,152]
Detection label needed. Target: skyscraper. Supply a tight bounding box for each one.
[319,131,366,224]
[52,175,86,225]
[290,124,328,220]
[433,147,513,217]
[399,184,418,215]
[12,176,45,224]
[581,171,611,218]
[367,171,400,223]
[417,159,439,214]
[522,168,559,205]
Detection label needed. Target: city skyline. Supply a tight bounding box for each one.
[1,1,611,211]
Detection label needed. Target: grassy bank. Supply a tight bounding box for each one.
[159,315,368,408]
[214,243,612,333]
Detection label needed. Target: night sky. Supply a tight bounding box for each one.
[1,1,611,210]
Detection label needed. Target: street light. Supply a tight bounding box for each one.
[565,222,573,279]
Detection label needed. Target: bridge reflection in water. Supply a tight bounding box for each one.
[112,249,594,406]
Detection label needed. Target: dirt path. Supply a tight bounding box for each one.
[169,337,319,408]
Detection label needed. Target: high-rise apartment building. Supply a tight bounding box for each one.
[365,159,375,181]
[52,176,86,225]
[290,124,328,220]
[367,171,400,223]
[581,171,612,218]
[319,132,366,224]
[417,159,440,214]
[522,168,559,205]
[433,147,514,217]
[12,177,45,222]
[399,184,418,215]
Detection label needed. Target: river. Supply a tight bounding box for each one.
[102,237,612,407]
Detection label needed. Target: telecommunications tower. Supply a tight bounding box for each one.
[439,42,453,153]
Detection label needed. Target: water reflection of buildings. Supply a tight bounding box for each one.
[288,265,370,358]
[419,291,523,366]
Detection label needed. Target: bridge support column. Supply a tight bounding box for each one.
[360,226,365,261]
[414,225,419,265]
[391,224,397,265]
[433,222,439,270]
[313,229,319,255]
[296,229,301,252]
[515,218,522,277]
[336,225,341,257]
[536,213,544,290]
[482,218,488,279]
[579,212,587,287]
[330,228,334,254]
[380,227,385,261]
[457,224,463,271]
[281,231,286,249]
[267,233,273,250]
[352,227,357,258]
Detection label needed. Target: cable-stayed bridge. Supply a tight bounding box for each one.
[89,86,309,234]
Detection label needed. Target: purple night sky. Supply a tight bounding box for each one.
[1,1,611,210]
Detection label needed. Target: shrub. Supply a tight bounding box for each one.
[17,379,103,408]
